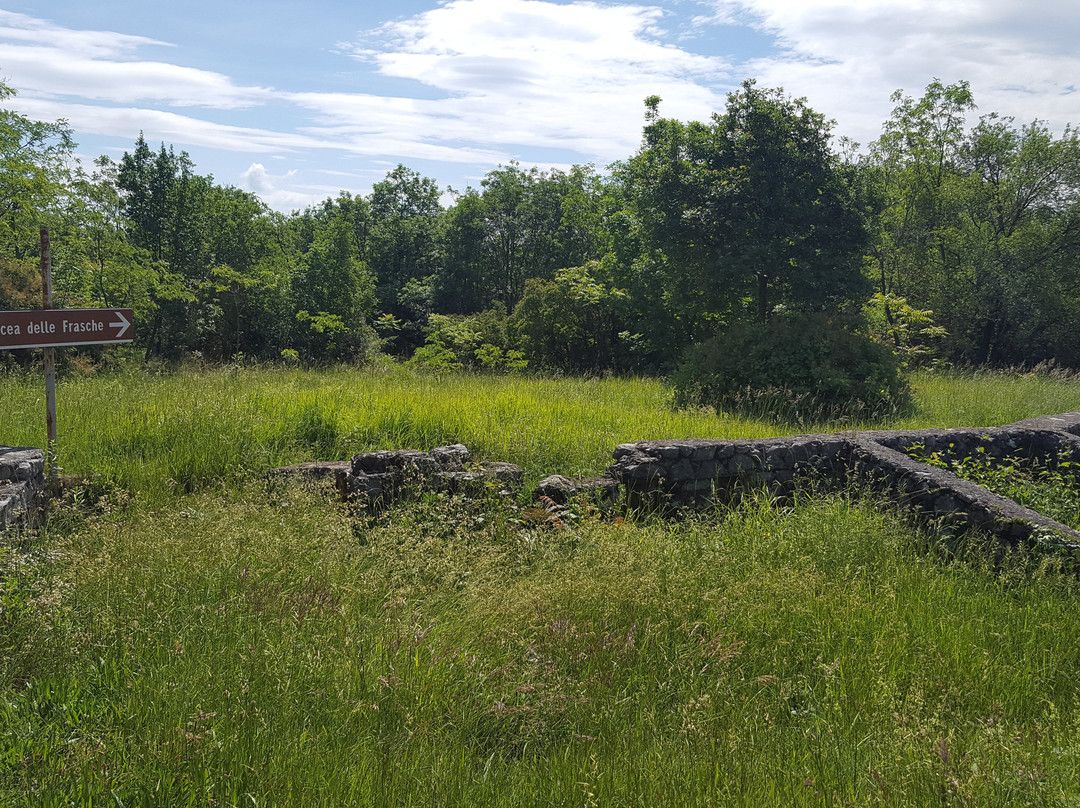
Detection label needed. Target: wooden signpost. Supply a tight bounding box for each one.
[0,228,135,481]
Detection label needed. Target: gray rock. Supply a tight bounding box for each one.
[535,474,620,505]
[431,444,471,469]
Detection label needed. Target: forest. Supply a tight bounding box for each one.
[3,77,1080,411]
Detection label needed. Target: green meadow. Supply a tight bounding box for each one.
[4,365,1080,806]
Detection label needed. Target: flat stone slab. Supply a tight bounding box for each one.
[534,474,620,505]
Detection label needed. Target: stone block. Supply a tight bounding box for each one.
[431,444,471,469]
[535,474,618,505]
[691,444,718,462]
[352,449,437,476]
[669,458,696,481]
[653,444,683,461]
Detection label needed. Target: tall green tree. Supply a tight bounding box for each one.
[201,185,290,358]
[368,164,442,319]
[438,188,494,314]
[718,80,869,322]
[55,156,155,314]
[623,82,870,366]
[868,79,1080,364]
[288,196,377,361]
[0,81,74,307]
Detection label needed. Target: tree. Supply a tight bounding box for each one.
[478,162,573,309]
[866,79,976,343]
[54,156,155,314]
[289,201,377,361]
[718,80,870,322]
[201,185,290,358]
[368,164,442,321]
[438,188,495,313]
[512,256,632,372]
[867,80,1080,364]
[623,82,870,367]
[0,81,74,308]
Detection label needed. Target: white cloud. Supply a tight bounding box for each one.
[5,2,729,173]
[12,97,332,154]
[0,9,270,109]
[703,0,1080,146]
[238,162,330,210]
[0,9,166,58]
[8,0,1080,214]
[312,0,736,163]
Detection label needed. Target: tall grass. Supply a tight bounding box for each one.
[4,364,1078,501]
[5,485,1080,805]
[3,365,802,500]
[3,364,1080,806]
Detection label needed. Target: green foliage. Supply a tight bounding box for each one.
[864,292,947,366]
[8,72,1080,375]
[368,165,443,346]
[621,82,870,366]
[913,446,1080,530]
[410,305,526,373]
[674,312,910,423]
[867,79,1080,366]
[512,257,633,372]
[8,465,1080,805]
[0,81,74,266]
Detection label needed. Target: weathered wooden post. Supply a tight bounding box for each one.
[40,227,58,485]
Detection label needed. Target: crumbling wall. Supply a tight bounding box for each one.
[606,413,1080,552]
[0,447,45,530]
[272,444,524,505]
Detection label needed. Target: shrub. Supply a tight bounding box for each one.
[408,304,526,373]
[673,311,910,423]
[511,259,633,372]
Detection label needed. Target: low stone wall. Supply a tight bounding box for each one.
[272,444,524,505]
[0,447,46,531]
[607,412,1080,552]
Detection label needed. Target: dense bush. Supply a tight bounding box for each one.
[512,259,633,372]
[408,304,526,373]
[673,311,909,422]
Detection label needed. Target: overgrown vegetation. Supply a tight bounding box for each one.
[6,57,1080,801]
[3,368,1080,804]
[6,76,1080,411]
[914,446,1080,530]
[673,311,908,424]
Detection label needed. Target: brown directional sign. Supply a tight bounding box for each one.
[0,308,134,350]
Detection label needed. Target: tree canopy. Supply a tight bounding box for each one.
[2,76,1079,389]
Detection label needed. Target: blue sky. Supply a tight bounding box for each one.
[2,0,1078,211]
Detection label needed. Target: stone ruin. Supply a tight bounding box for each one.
[608,411,1080,552]
[272,444,525,504]
[0,447,45,531]
[7,411,1080,555]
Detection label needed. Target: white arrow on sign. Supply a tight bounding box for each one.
[110,310,131,339]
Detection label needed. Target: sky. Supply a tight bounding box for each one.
[2,0,1079,212]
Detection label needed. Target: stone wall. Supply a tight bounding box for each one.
[0,447,46,531]
[607,413,1080,552]
[21,406,1058,554]
[273,412,1080,553]
[272,444,524,505]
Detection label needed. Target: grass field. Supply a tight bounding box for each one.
[4,364,1079,499]
[3,365,1080,806]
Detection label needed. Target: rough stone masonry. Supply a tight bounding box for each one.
[9,411,1080,553]
[607,411,1080,552]
[0,447,45,530]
